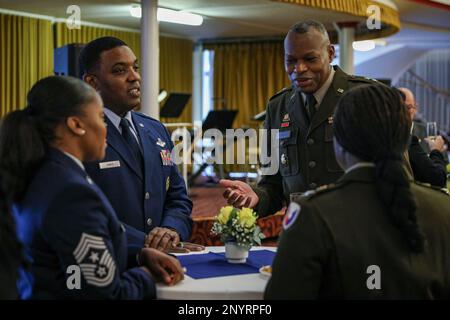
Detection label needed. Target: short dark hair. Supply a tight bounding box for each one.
[289,20,329,41]
[78,36,127,75]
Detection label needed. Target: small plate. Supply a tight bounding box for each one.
[259,265,272,278]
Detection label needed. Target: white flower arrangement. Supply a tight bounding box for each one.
[211,206,265,250]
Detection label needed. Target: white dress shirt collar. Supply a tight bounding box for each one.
[301,65,336,108]
[63,151,85,171]
[104,108,138,135]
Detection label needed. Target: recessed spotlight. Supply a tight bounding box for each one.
[129,5,203,26]
[353,40,376,51]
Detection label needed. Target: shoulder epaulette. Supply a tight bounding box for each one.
[348,75,380,84]
[414,181,450,196]
[302,183,342,200]
[269,87,292,101]
[133,111,159,123]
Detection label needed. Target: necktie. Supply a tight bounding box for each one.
[305,94,317,120]
[120,118,143,169]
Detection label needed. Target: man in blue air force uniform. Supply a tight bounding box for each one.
[80,37,193,255]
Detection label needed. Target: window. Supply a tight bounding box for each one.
[202,49,214,120]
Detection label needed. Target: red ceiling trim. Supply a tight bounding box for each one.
[409,0,450,11]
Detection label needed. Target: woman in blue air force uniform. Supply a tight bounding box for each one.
[0,76,183,299]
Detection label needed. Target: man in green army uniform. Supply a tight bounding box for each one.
[220,20,381,217]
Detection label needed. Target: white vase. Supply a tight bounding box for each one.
[225,242,249,263]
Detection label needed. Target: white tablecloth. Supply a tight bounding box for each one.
[156,246,276,300]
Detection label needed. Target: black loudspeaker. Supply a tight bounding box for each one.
[54,43,85,78]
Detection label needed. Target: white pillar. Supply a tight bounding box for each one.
[337,24,355,75]
[191,43,203,176]
[140,0,159,119]
[192,43,203,123]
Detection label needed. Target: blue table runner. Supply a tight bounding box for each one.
[177,250,276,279]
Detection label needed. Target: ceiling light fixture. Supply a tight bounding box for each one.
[352,40,376,52]
[129,5,141,18]
[430,0,450,6]
[129,5,203,26]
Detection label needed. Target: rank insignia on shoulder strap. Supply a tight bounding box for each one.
[316,184,329,192]
[302,190,316,198]
[283,202,301,230]
[73,233,116,287]
[415,181,450,196]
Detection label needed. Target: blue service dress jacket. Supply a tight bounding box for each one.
[84,111,193,252]
[14,148,155,299]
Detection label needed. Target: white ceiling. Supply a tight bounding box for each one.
[0,0,448,46]
[0,0,449,81]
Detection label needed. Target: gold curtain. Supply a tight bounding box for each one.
[55,23,193,123]
[0,13,53,117]
[1,18,193,121]
[205,41,290,173]
[159,37,193,124]
[206,41,290,129]
[54,23,141,60]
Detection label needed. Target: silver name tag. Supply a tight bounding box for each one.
[99,160,121,169]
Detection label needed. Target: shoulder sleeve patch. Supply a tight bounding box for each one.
[73,233,116,287]
[283,202,301,230]
[414,181,450,196]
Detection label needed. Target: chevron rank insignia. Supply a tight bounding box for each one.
[73,233,116,287]
[283,202,301,230]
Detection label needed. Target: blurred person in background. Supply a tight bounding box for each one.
[398,87,447,188]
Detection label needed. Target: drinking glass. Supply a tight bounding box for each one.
[426,122,437,140]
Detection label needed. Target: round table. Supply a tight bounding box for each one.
[156,246,276,300]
